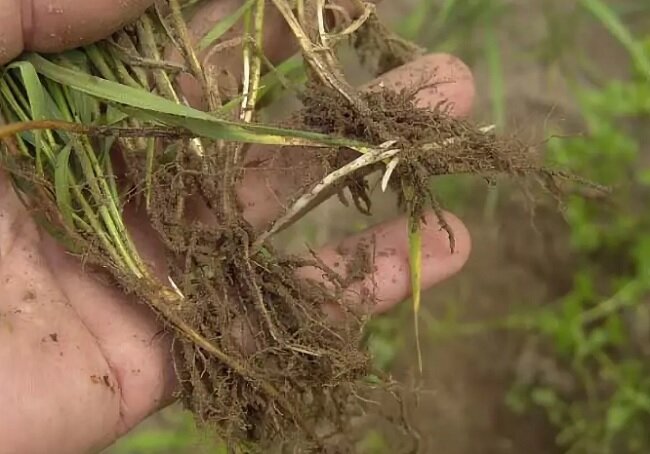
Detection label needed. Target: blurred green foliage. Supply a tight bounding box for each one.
[395,1,650,453]
[108,406,226,453]
[506,34,650,453]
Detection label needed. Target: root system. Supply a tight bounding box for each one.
[0,0,608,451]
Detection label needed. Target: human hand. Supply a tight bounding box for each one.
[0,1,475,453]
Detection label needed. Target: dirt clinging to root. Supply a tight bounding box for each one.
[296,81,568,249]
[137,158,375,447]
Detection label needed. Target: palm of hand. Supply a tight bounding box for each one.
[0,1,474,453]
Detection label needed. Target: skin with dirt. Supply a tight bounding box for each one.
[0,1,604,451]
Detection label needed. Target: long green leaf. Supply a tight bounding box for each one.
[66,86,101,125]
[25,53,361,148]
[54,142,75,228]
[7,61,47,169]
[400,175,425,374]
[0,85,32,157]
[7,62,46,121]
[408,216,424,374]
[197,0,256,51]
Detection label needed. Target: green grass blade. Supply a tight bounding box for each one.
[105,106,129,125]
[54,142,75,228]
[25,53,362,147]
[580,0,650,78]
[7,62,46,121]
[57,50,102,123]
[220,54,306,113]
[408,216,424,374]
[101,138,121,207]
[118,106,312,145]
[65,86,101,124]
[197,0,256,51]
[3,71,31,114]
[257,54,305,96]
[0,90,31,158]
[6,61,47,168]
[0,78,30,122]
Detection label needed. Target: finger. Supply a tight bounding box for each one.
[299,210,471,318]
[0,1,23,64]
[369,52,476,118]
[0,0,153,64]
[237,52,476,228]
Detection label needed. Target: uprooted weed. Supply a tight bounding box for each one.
[0,1,610,452]
[138,77,604,449]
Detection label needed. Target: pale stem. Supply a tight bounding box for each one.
[253,142,399,250]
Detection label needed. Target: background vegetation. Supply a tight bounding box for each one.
[106,0,650,452]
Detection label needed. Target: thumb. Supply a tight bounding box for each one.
[0,0,152,65]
